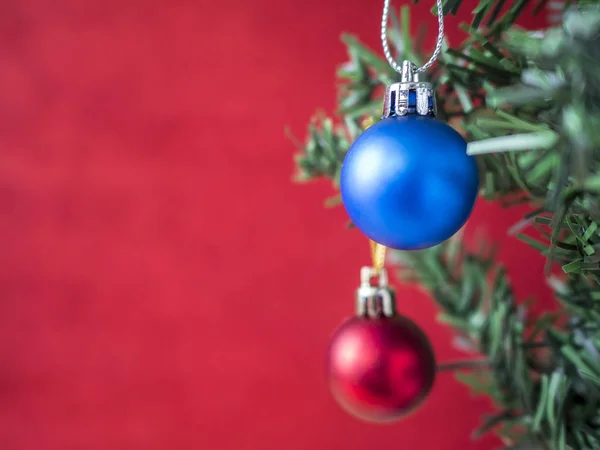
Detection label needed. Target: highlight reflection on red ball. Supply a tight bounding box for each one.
[326,315,436,423]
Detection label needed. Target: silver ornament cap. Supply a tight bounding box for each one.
[356,267,396,319]
[382,61,437,119]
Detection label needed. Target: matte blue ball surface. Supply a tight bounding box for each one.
[340,116,479,250]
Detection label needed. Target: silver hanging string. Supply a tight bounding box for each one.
[381,0,444,74]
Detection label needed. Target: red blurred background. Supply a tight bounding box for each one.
[0,1,552,449]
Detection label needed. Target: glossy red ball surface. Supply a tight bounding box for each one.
[326,315,436,423]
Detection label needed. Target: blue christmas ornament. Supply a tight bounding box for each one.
[340,61,479,251]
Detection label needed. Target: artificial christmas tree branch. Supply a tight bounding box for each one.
[394,238,600,448]
[291,1,600,448]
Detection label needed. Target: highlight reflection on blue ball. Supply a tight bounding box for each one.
[340,116,479,250]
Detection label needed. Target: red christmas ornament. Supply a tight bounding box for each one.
[326,267,436,423]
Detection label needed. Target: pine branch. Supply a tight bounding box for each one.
[391,239,600,449]
[289,116,352,187]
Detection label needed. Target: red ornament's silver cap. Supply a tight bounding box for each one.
[382,61,437,119]
[356,267,396,318]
